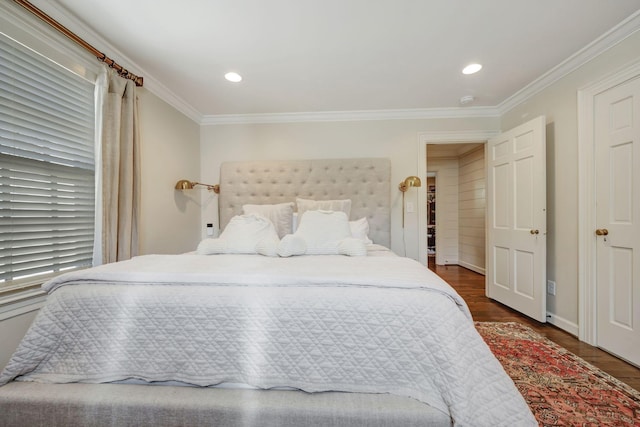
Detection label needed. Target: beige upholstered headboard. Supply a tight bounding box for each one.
[219,158,391,247]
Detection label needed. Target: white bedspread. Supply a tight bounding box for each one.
[0,254,536,426]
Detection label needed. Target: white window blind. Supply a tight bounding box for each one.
[0,34,95,290]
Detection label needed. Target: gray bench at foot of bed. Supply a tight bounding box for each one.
[0,382,452,427]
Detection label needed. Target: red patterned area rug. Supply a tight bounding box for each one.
[476,322,640,426]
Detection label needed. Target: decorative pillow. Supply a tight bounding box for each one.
[349,217,373,245]
[277,235,307,257]
[338,238,368,257]
[196,238,228,254]
[197,214,279,256]
[255,236,280,257]
[277,210,365,257]
[296,210,351,252]
[295,198,351,229]
[242,202,294,238]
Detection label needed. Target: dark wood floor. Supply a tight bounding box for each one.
[428,260,640,392]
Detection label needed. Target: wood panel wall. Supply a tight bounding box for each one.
[458,146,486,274]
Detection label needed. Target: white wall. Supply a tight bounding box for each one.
[137,89,201,255]
[426,157,459,265]
[200,117,499,259]
[500,30,640,329]
[458,146,486,273]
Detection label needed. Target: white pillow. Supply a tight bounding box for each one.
[196,238,228,254]
[255,236,280,257]
[296,198,351,228]
[278,211,367,257]
[277,210,365,256]
[349,217,373,245]
[296,210,351,252]
[292,212,299,232]
[197,214,279,255]
[277,235,307,257]
[338,237,368,257]
[242,202,294,238]
[278,236,366,257]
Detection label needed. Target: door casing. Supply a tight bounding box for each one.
[577,57,640,345]
[417,131,499,265]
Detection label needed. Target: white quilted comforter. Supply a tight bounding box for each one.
[0,253,536,426]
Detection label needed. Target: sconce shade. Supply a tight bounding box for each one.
[399,175,421,228]
[175,179,194,190]
[175,180,220,193]
[399,176,422,192]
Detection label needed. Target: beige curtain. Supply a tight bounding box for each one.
[98,68,140,264]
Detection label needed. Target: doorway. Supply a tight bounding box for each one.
[417,131,498,266]
[425,142,486,274]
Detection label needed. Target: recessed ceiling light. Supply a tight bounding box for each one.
[462,63,482,75]
[225,72,242,83]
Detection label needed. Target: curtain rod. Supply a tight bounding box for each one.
[14,0,144,87]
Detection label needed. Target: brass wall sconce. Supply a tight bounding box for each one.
[399,176,421,228]
[175,179,220,194]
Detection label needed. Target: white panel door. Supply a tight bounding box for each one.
[487,116,546,322]
[594,76,640,366]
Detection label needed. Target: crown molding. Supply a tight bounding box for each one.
[417,130,500,143]
[142,78,203,123]
[22,1,640,126]
[200,8,640,125]
[497,9,640,114]
[27,0,203,124]
[200,106,501,126]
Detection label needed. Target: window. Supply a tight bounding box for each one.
[0,33,95,292]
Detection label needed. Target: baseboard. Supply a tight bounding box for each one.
[458,261,485,275]
[546,312,579,337]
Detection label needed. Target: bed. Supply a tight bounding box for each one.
[0,158,536,427]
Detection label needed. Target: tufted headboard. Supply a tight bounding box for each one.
[218,158,391,247]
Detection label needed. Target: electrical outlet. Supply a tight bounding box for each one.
[406,202,415,213]
[547,280,556,296]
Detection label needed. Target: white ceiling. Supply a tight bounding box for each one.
[30,0,640,121]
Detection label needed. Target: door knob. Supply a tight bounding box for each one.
[595,229,609,236]
[530,229,539,235]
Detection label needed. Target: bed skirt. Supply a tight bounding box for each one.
[0,382,452,427]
